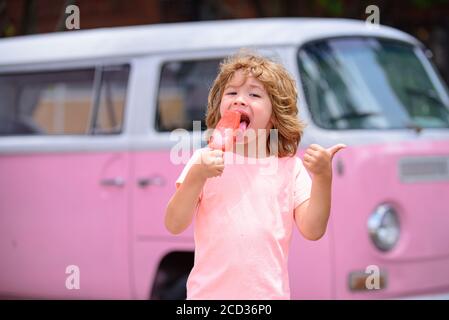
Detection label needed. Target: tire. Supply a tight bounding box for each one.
[159,273,189,300]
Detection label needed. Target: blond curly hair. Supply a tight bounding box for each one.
[206,50,306,157]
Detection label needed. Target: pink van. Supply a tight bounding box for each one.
[1,18,449,299]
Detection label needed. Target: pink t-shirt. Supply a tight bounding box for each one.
[175,148,312,300]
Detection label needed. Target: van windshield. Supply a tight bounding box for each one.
[298,38,449,130]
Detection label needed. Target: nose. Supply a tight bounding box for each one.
[232,94,246,107]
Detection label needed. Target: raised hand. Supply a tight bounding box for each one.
[303,143,346,178]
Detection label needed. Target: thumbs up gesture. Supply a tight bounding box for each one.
[303,143,346,179]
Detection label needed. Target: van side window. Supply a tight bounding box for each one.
[0,65,129,136]
[94,65,129,134]
[156,59,221,131]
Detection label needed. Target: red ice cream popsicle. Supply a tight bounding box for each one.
[208,110,241,151]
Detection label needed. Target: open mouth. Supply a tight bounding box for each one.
[239,113,250,132]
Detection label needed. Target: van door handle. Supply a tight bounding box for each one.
[100,177,125,187]
[137,175,165,188]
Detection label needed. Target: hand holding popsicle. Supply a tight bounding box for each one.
[191,149,224,179]
[190,110,242,180]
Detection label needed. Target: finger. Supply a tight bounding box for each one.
[309,144,324,151]
[200,154,212,165]
[303,154,314,162]
[212,149,224,158]
[214,157,224,165]
[303,159,311,168]
[216,166,225,174]
[327,143,347,158]
[305,149,319,157]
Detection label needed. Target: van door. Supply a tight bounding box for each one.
[0,65,132,299]
[129,55,226,298]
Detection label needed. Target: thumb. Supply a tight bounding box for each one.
[327,143,347,159]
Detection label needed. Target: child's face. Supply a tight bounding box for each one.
[220,70,273,144]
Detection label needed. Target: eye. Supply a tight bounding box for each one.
[250,93,261,98]
[226,92,237,95]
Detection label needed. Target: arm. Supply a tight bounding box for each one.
[294,143,346,241]
[294,174,331,241]
[165,149,224,235]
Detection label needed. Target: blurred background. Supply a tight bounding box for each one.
[1,0,449,83]
[1,0,449,300]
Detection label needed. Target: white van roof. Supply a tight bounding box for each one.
[0,18,420,67]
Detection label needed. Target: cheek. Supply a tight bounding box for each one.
[218,97,228,115]
[257,102,273,122]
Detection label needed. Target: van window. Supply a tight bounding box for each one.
[0,65,129,136]
[156,59,221,131]
[298,38,449,130]
[94,65,129,134]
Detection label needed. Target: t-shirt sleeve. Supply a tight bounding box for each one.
[293,156,312,209]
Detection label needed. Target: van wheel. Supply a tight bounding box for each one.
[150,251,193,300]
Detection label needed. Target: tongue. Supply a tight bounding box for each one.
[239,121,248,132]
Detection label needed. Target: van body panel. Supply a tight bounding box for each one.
[0,151,132,298]
[130,150,195,238]
[331,139,449,298]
